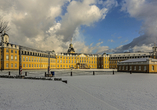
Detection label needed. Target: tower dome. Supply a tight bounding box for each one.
[67,43,75,53]
[1,31,9,44]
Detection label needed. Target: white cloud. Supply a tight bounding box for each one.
[108,39,114,42]
[90,43,93,47]
[0,0,118,54]
[47,6,62,19]
[96,41,103,46]
[120,0,157,52]
[132,44,153,52]
[124,40,128,42]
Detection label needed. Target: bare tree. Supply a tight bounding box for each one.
[0,16,10,34]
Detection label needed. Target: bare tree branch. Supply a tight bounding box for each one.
[0,16,10,34]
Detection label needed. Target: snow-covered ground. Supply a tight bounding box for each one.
[0,72,157,110]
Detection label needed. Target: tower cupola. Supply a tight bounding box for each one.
[1,31,9,43]
[67,38,75,53]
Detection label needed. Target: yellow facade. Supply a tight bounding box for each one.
[2,47,19,70]
[22,55,48,69]
[149,64,157,73]
[102,57,109,69]
[55,54,98,69]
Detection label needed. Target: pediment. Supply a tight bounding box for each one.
[79,54,87,57]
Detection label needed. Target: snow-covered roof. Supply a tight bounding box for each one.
[120,58,157,63]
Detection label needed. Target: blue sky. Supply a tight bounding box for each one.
[56,0,145,53]
[81,7,142,49]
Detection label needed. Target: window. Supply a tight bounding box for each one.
[37,58,38,62]
[6,63,8,67]
[134,66,136,70]
[26,57,28,61]
[29,64,31,67]
[144,66,146,71]
[152,66,154,71]
[57,60,59,63]
[32,64,33,67]
[23,64,25,67]
[130,66,132,70]
[126,66,128,70]
[29,57,31,61]
[37,64,38,67]
[11,50,13,53]
[6,55,9,60]
[119,66,121,70]
[26,64,28,67]
[60,60,62,63]
[23,57,25,61]
[15,55,17,60]
[11,55,13,60]
[6,49,9,52]
[139,66,141,70]
[15,51,17,53]
[15,64,17,67]
[11,63,13,67]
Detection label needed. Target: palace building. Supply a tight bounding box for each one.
[55,42,109,69]
[0,32,157,71]
[117,58,157,73]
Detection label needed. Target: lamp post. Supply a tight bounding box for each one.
[19,46,22,75]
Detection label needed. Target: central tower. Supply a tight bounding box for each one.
[67,39,75,53]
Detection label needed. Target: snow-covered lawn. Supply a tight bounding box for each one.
[0,73,157,110]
